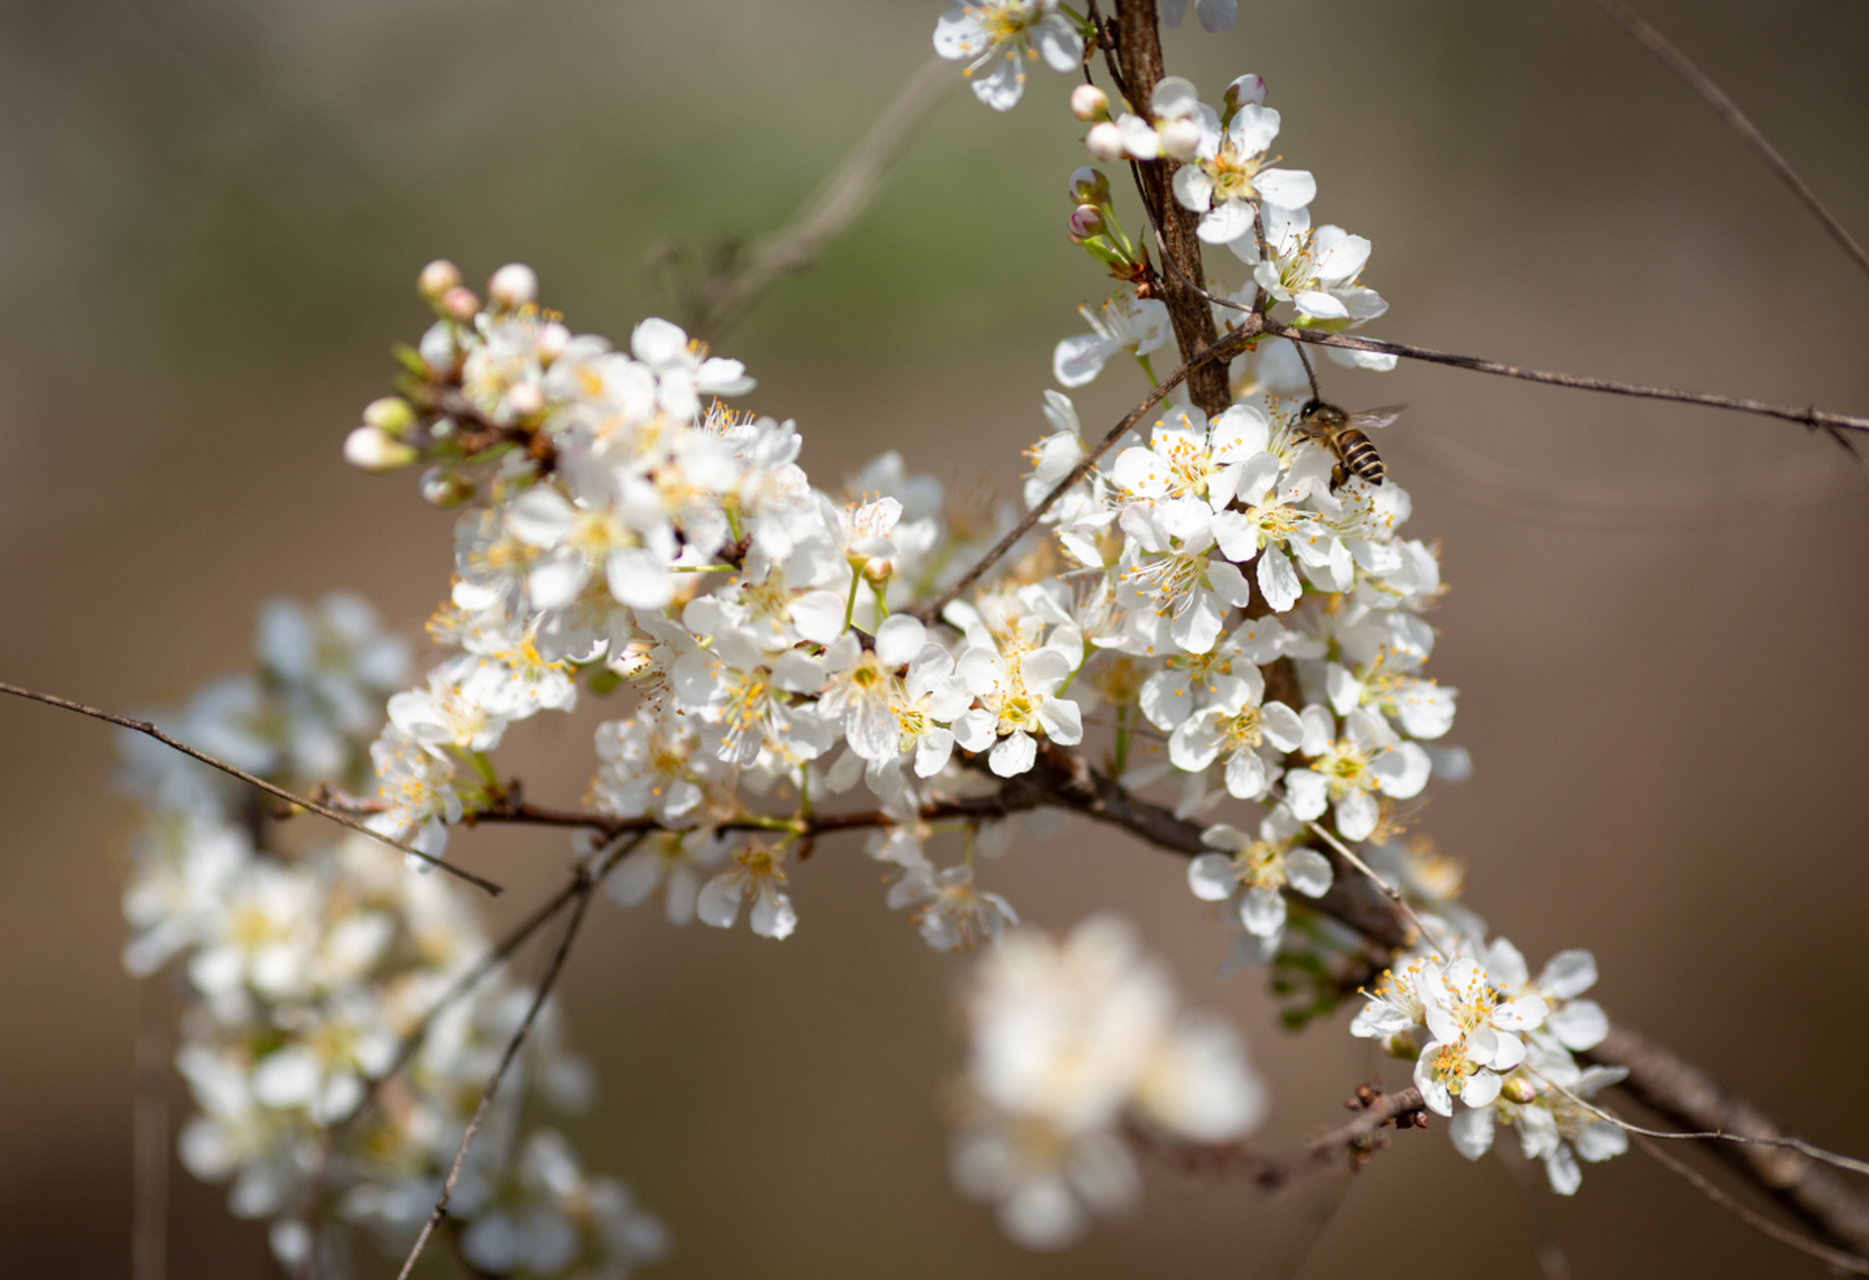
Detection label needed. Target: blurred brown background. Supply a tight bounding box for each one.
[1,0,1866,1275]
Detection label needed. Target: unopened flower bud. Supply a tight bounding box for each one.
[419,467,476,508]
[1502,1077,1538,1104]
[418,259,461,300]
[1067,204,1106,243]
[862,559,893,589]
[344,425,417,472]
[1067,166,1111,207]
[362,396,416,436]
[441,286,480,322]
[488,263,538,310]
[1069,83,1109,122]
[1159,117,1201,162]
[1085,121,1124,163]
[1381,1033,1419,1061]
[1225,74,1266,112]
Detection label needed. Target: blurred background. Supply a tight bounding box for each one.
[1,0,1866,1275]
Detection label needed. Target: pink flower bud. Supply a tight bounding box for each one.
[1069,83,1109,122]
[1085,121,1124,163]
[487,263,538,310]
[1159,117,1201,162]
[1503,1077,1538,1104]
[441,286,481,322]
[418,259,461,300]
[1067,167,1111,206]
[1067,204,1107,243]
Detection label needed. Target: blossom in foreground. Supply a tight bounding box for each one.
[951,617,1086,777]
[1190,809,1332,939]
[1449,1053,1629,1194]
[1249,205,1389,324]
[1053,288,1172,387]
[933,0,1083,111]
[697,841,799,939]
[1173,100,1317,248]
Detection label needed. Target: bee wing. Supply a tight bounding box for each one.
[1344,404,1407,431]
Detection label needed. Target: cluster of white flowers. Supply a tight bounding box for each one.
[120,596,665,1277]
[1352,935,1625,1193]
[950,916,1263,1248]
[114,7,1641,1267]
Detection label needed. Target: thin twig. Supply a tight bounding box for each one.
[395,870,601,1280]
[1300,817,1448,957]
[1592,0,1869,281]
[1261,320,1869,441]
[1533,1067,1869,1178]
[692,56,957,338]
[1139,1084,1428,1189]
[1633,1134,1869,1276]
[0,681,502,897]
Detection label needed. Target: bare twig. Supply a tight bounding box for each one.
[1588,1023,1869,1254]
[1138,1084,1428,1188]
[0,681,502,897]
[1533,1066,1869,1178]
[1592,0,1869,282]
[1261,320,1869,442]
[395,869,600,1280]
[1256,1086,1429,1189]
[1633,1135,1869,1276]
[691,56,957,338]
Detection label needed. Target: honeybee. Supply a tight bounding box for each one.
[1295,399,1406,490]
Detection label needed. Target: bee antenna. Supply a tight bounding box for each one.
[1291,338,1323,403]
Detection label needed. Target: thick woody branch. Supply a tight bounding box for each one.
[1109,0,1230,417]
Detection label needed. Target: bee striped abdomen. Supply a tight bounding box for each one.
[1337,429,1385,485]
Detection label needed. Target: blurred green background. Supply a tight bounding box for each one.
[1,0,1866,1276]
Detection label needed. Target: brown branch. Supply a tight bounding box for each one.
[395,864,600,1280]
[1592,0,1869,282]
[1136,1083,1429,1188]
[1108,0,1230,416]
[1633,1135,1869,1275]
[0,680,503,897]
[1589,1023,1869,1255]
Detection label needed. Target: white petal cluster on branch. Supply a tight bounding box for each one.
[97,4,1731,1272]
[121,597,665,1277]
